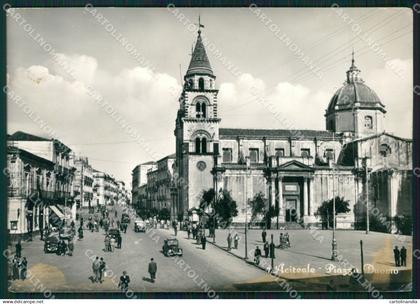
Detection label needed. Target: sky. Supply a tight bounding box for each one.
[6,7,413,187]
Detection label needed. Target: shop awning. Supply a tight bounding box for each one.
[49,205,65,220]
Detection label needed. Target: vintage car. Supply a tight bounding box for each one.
[108,228,121,240]
[162,238,183,257]
[44,235,60,253]
[134,220,146,232]
[121,213,130,224]
[59,226,74,240]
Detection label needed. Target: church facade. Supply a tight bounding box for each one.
[171,27,412,229]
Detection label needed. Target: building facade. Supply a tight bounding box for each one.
[131,161,156,209]
[73,155,94,208]
[170,27,412,229]
[145,154,176,216]
[93,170,118,206]
[7,131,76,238]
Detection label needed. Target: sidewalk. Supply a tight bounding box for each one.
[206,228,412,288]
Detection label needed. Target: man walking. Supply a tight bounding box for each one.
[99,257,106,283]
[262,229,267,243]
[148,258,157,283]
[234,233,239,249]
[92,257,101,283]
[117,234,122,249]
[201,234,207,250]
[227,233,232,251]
[393,246,400,267]
[263,241,269,258]
[118,271,130,291]
[400,246,407,267]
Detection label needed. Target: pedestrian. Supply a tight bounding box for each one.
[254,246,262,265]
[117,234,122,249]
[279,233,284,248]
[400,246,407,266]
[284,232,290,248]
[12,255,20,280]
[99,257,106,283]
[60,240,67,256]
[192,226,197,239]
[117,220,121,230]
[262,229,267,243]
[264,241,269,258]
[95,221,99,232]
[92,257,101,283]
[234,233,239,249]
[104,235,110,252]
[70,220,75,229]
[78,226,84,240]
[148,258,157,283]
[201,234,207,250]
[187,226,191,239]
[393,246,400,267]
[123,223,128,233]
[227,233,232,251]
[115,210,118,218]
[15,240,22,258]
[118,271,130,291]
[110,237,116,252]
[67,238,74,256]
[99,218,103,228]
[19,257,27,280]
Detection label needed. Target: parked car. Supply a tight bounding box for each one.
[44,235,60,253]
[162,238,183,257]
[134,220,146,232]
[59,226,74,240]
[108,228,121,240]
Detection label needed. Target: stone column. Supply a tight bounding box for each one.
[309,177,314,216]
[270,176,275,208]
[277,176,284,218]
[303,177,308,216]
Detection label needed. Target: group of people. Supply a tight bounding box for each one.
[227,233,240,251]
[393,245,407,267]
[91,256,107,283]
[104,233,122,252]
[261,229,291,249]
[10,242,27,280]
[56,239,74,256]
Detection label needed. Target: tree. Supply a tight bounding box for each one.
[316,196,351,229]
[213,189,238,228]
[158,208,171,221]
[199,189,215,212]
[248,192,277,228]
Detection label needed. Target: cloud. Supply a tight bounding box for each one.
[7,53,182,184]
[219,73,328,130]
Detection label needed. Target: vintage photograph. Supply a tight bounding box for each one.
[3,6,414,298]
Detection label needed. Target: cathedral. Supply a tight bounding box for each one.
[172,26,412,229]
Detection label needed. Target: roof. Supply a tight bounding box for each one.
[327,56,385,114]
[9,131,50,141]
[347,132,412,143]
[219,128,339,139]
[7,146,55,166]
[185,31,214,77]
[157,153,176,163]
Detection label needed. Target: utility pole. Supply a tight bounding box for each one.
[331,161,337,261]
[360,240,365,276]
[244,156,250,260]
[361,157,370,234]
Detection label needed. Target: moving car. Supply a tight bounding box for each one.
[121,213,130,224]
[44,235,59,253]
[162,238,183,257]
[134,220,146,232]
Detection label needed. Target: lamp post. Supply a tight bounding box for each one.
[362,157,371,234]
[244,156,250,260]
[331,161,337,261]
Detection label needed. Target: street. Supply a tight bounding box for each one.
[9,207,272,293]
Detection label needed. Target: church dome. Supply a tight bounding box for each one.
[327,54,386,114]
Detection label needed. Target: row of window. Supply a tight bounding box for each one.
[186,78,214,91]
[221,148,336,163]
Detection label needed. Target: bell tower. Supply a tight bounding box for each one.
[174,18,220,218]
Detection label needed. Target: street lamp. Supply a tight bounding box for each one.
[362,156,371,234]
[244,156,250,260]
[331,161,337,261]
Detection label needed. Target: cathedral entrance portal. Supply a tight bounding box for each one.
[285,198,298,222]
